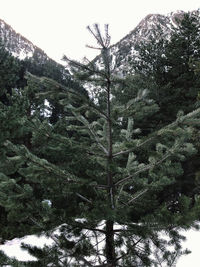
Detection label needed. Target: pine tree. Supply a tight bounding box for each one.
[133,11,200,124]
[1,25,200,266]
[132,11,200,223]
[0,42,29,242]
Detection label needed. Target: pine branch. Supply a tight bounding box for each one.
[77,255,94,267]
[74,114,108,155]
[63,55,107,78]
[35,73,109,120]
[86,44,101,50]
[115,152,171,186]
[27,71,109,120]
[114,238,143,262]
[113,137,154,158]
[4,140,79,183]
[86,151,107,158]
[87,24,108,49]
[127,189,148,204]
[113,106,200,158]
[76,193,92,204]
[93,233,105,265]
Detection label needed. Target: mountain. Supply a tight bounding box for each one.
[0,18,50,61]
[0,10,199,80]
[0,18,88,126]
[95,10,200,75]
[0,18,72,86]
[0,11,189,66]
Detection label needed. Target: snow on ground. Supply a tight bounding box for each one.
[176,229,200,267]
[0,235,53,261]
[0,229,200,265]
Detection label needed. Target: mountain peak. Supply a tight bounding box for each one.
[0,18,51,61]
[99,9,200,75]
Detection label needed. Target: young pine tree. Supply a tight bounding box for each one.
[1,25,200,266]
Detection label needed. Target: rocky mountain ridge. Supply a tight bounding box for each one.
[0,10,199,75]
[0,18,73,87]
[0,18,56,65]
[96,9,200,75]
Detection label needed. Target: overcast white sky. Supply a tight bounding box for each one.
[0,0,200,62]
[0,0,200,266]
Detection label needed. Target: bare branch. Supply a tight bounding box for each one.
[76,193,92,204]
[86,44,101,50]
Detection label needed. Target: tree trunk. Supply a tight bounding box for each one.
[105,46,116,266]
[105,220,116,266]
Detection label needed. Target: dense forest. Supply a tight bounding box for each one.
[0,12,200,266]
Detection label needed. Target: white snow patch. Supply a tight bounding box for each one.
[0,235,53,261]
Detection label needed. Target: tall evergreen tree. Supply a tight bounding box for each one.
[1,25,200,266]
[133,11,200,124]
[132,11,200,220]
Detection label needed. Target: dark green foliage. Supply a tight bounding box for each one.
[162,13,200,117]
[0,41,26,105]
[23,49,69,88]
[134,12,200,124]
[0,22,200,266]
[23,50,87,124]
[132,12,200,229]
[0,250,24,267]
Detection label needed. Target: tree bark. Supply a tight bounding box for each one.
[105,220,116,266]
[104,43,116,266]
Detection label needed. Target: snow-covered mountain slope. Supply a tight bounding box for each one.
[95,10,200,75]
[0,18,55,64]
[0,10,199,75]
[0,18,73,85]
